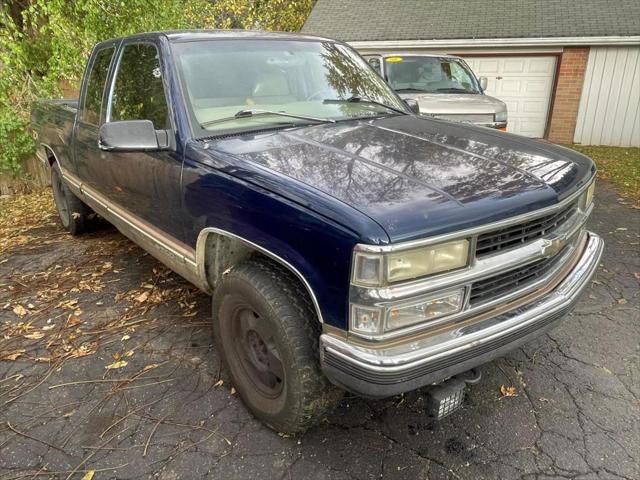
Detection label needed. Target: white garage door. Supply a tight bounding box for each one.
[464,56,557,138]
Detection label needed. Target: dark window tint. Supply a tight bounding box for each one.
[110,43,169,128]
[82,47,114,125]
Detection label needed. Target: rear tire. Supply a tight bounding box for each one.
[211,258,343,434]
[51,163,91,235]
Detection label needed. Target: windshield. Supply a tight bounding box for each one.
[383,56,481,94]
[172,40,407,136]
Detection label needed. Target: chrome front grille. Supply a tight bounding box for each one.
[476,202,577,258]
[469,250,567,306]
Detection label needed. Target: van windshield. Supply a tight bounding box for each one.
[383,56,481,94]
[172,40,407,136]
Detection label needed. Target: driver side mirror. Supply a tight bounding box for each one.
[404,99,420,115]
[99,120,171,152]
[479,76,488,91]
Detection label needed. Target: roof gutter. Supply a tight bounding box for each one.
[348,36,640,49]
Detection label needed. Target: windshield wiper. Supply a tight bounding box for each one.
[322,96,408,115]
[200,109,335,128]
[394,88,430,93]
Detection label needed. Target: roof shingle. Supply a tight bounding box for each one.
[302,0,640,41]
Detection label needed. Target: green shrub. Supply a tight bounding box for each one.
[0,0,314,174]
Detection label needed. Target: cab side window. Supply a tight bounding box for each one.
[82,47,115,125]
[110,43,169,129]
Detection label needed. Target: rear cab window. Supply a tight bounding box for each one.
[108,43,170,129]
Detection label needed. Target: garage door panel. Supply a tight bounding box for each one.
[473,59,499,74]
[519,119,547,137]
[522,101,546,113]
[575,46,640,146]
[499,79,522,94]
[504,100,520,113]
[503,59,527,73]
[524,79,552,95]
[464,55,556,137]
[528,58,556,74]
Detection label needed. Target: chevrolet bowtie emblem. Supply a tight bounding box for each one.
[541,237,564,257]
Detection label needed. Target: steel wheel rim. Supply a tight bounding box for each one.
[231,305,285,398]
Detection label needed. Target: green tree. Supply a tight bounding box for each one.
[0,0,314,174]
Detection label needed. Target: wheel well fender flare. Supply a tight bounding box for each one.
[195,227,325,323]
[40,143,58,167]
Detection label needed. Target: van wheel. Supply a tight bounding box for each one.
[51,163,91,235]
[212,258,343,434]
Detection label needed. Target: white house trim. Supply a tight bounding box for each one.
[349,36,640,50]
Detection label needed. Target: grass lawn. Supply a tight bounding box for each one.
[569,145,640,207]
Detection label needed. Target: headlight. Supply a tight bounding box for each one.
[350,288,465,335]
[585,180,595,207]
[495,110,508,123]
[579,180,596,211]
[352,239,470,286]
[350,305,383,334]
[386,289,465,331]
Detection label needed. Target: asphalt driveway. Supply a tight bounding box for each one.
[0,181,638,480]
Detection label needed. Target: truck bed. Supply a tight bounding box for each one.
[31,98,79,168]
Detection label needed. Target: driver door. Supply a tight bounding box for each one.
[97,40,185,242]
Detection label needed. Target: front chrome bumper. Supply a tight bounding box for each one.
[320,231,604,397]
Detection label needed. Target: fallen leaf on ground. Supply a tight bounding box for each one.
[57,299,79,310]
[213,379,224,388]
[134,291,150,303]
[500,385,518,397]
[121,334,130,341]
[12,305,27,317]
[23,332,45,340]
[1,350,25,361]
[230,387,236,395]
[81,470,95,480]
[66,314,82,327]
[105,360,128,370]
[617,298,628,304]
[68,344,95,358]
[143,363,159,372]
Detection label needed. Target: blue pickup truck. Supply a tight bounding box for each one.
[32,30,603,433]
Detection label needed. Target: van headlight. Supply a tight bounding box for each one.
[352,239,470,287]
[495,110,508,123]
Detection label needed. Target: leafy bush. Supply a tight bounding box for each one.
[0,0,314,174]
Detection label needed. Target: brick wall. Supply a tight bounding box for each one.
[547,47,589,144]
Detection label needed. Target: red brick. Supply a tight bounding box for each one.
[547,47,589,144]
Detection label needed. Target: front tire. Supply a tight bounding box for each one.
[211,258,342,434]
[51,163,91,235]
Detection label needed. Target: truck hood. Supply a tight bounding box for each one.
[397,92,505,115]
[210,115,595,243]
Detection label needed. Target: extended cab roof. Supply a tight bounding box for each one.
[96,29,336,46]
